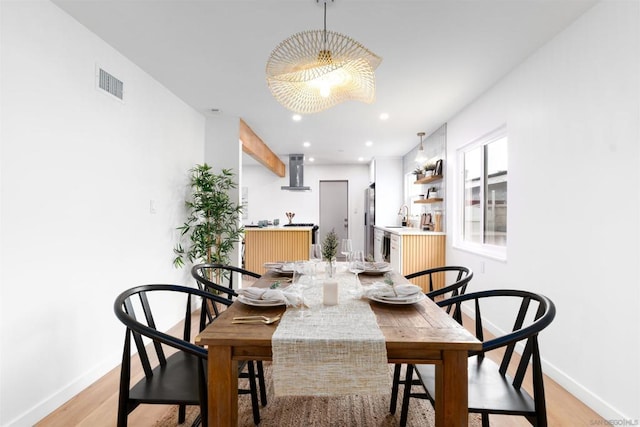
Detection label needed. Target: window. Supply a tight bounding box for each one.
[456,127,507,259]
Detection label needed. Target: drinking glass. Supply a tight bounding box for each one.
[292,261,303,284]
[350,250,365,288]
[309,243,322,279]
[293,261,310,317]
[340,238,353,262]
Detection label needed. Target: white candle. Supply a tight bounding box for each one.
[323,280,338,306]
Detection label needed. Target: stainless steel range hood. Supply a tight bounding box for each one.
[281,154,311,191]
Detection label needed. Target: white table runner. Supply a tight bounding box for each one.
[271,266,390,396]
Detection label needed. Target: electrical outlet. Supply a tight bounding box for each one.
[479,261,485,274]
[150,199,157,214]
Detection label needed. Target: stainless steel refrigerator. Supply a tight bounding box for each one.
[364,184,375,258]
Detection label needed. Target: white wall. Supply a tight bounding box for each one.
[0,2,205,425]
[372,157,404,227]
[445,0,639,420]
[242,163,370,252]
[205,115,243,267]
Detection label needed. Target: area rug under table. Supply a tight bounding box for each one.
[154,363,482,427]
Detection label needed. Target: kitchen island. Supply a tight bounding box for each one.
[375,225,446,292]
[244,226,313,275]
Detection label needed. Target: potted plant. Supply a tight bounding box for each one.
[173,164,244,270]
[412,167,425,180]
[322,229,339,278]
[423,162,437,176]
[427,186,439,199]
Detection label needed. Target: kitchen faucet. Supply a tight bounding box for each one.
[398,205,409,226]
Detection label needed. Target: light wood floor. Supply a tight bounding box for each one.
[36,310,605,427]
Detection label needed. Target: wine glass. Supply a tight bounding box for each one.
[293,260,310,317]
[309,243,322,280]
[350,250,365,288]
[340,238,353,262]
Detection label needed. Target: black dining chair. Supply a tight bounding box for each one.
[191,263,267,407]
[389,265,474,414]
[398,289,556,427]
[192,263,260,300]
[405,265,474,301]
[114,284,262,427]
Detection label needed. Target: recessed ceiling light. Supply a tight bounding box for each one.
[303,141,311,147]
[292,114,302,121]
[379,113,389,121]
[308,157,315,162]
[358,157,365,162]
[365,140,373,147]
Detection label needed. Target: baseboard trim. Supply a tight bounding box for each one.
[6,355,120,427]
[13,309,197,426]
[461,305,629,422]
[540,359,633,422]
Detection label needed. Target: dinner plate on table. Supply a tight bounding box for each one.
[357,264,392,275]
[237,295,286,307]
[273,266,294,276]
[264,262,295,276]
[368,293,426,305]
[263,262,282,269]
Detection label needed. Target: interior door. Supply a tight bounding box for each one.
[319,180,349,258]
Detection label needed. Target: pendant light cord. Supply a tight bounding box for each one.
[320,0,334,47]
[323,1,327,45]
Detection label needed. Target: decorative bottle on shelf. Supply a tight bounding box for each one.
[434,210,443,232]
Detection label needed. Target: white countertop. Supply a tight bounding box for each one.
[374,225,445,236]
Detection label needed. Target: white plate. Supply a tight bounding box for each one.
[357,266,392,275]
[265,262,295,275]
[368,293,426,305]
[237,295,286,307]
[263,262,282,269]
[272,268,294,276]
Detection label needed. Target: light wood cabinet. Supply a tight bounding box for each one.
[391,232,446,292]
[244,228,312,275]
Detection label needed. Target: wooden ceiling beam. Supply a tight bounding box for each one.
[239,118,285,177]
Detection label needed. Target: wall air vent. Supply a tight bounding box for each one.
[97,68,124,100]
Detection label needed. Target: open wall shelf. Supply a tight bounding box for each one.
[414,174,443,185]
[414,198,444,204]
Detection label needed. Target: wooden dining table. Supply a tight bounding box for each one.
[195,266,482,426]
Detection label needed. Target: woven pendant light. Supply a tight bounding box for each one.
[266,1,382,114]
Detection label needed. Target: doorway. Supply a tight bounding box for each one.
[319,180,349,259]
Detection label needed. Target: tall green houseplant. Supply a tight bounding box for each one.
[173,163,244,268]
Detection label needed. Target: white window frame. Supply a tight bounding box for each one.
[453,125,507,261]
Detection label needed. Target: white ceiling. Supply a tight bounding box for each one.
[52,0,596,165]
